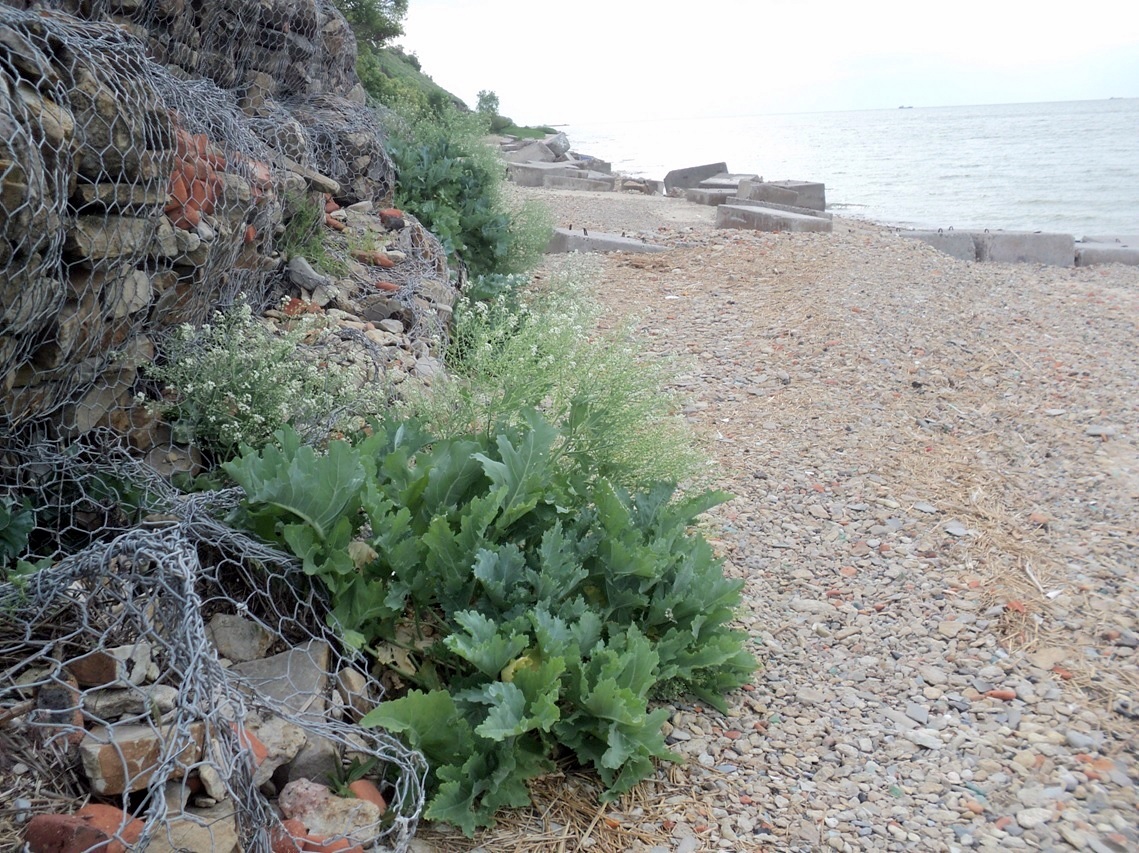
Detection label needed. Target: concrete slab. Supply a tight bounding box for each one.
[897,231,978,261]
[575,155,613,173]
[502,141,556,163]
[768,180,826,211]
[543,175,614,192]
[974,231,1074,266]
[685,188,736,206]
[725,196,833,220]
[736,179,800,208]
[697,173,760,190]
[507,161,576,187]
[715,204,833,233]
[664,162,728,192]
[1076,245,1139,266]
[547,228,666,254]
[1081,234,1139,247]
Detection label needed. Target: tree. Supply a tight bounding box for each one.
[335,0,408,48]
[476,90,500,117]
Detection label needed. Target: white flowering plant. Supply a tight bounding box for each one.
[144,301,382,459]
[402,258,705,489]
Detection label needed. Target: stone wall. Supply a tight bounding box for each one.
[0,0,404,438]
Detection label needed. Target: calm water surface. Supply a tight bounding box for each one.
[565,99,1139,236]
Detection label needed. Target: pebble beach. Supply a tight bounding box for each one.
[499,184,1139,852]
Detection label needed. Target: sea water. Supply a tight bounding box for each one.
[564,99,1139,236]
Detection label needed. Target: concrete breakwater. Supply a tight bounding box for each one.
[498,132,1139,267]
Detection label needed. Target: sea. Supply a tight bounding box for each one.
[564,98,1139,237]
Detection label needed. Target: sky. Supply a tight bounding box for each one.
[398,0,1139,124]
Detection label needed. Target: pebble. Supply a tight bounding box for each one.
[524,187,1139,853]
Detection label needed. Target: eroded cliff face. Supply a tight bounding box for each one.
[0,0,400,435]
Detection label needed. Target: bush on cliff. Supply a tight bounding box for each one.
[380,104,551,277]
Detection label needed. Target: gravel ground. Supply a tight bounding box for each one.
[516,186,1139,852]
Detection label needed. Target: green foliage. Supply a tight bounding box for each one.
[0,496,34,576]
[144,302,383,458]
[401,259,703,490]
[357,45,462,116]
[333,0,407,48]
[476,90,500,117]
[224,415,755,834]
[277,192,345,276]
[380,105,552,277]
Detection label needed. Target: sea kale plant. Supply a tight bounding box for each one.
[223,413,756,833]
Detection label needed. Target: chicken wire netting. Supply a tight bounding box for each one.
[0,0,453,849]
[0,434,429,852]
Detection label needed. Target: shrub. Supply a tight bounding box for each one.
[400,258,704,490]
[223,415,755,834]
[380,105,551,277]
[143,302,384,459]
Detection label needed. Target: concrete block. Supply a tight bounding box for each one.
[547,228,666,254]
[1076,244,1139,266]
[502,141,556,163]
[769,180,826,211]
[737,179,800,207]
[684,188,736,206]
[507,161,574,187]
[974,231,1074,266]
[715,204,833,233]
[664,162,728,192]
[542,175,614,192]
[697,172,760,190]
[898,231,978,261]
[725,196,833,220]
[575,155,612,173]
[1080,234,1139,246]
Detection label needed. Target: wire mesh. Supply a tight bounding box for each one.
[0,1,449,849]
[0,434,427,851]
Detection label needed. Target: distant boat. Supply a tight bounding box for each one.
[898,105,914,109]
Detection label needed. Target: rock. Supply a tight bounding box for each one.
[286,733,341,786]
[944,520,969,537]
[288,255,330,291]
[85,684,179,721]
[1015,807,1053,829]
[1084,425,1116,437]
[80,722,205,795]
[230,640,331,716]
[278,779,384,844]
[905,702,930,725]
[146,804,240,853]
[206,613,276,663]
[24,808,140,853]
[545,132,571,158]
[903,729,942,749]
[335,669,373,722]
[938,621,964,638]
[244,715,307,786]
[68,643,153,688]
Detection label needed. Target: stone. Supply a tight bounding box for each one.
[542,175,614,192]
[938,621,964,638]
[103,270,152,318]
[335,669,373,722]
[66,216,155,260]
[80,722,205,795]
[244,714,307,786]
[24,813,132,853]
[206,613,276,663]
[903,729,942,749]
[278,778,384,844]
[68,642,153,688]
[85,684,179,722]
[1015,807,1053,829]
[288,255,330,291]
[231,640,331,716]
[146,804,240,853]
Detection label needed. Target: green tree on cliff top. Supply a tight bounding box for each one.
[335,0,408,47]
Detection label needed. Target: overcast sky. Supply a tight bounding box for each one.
[399,0,1139,124]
